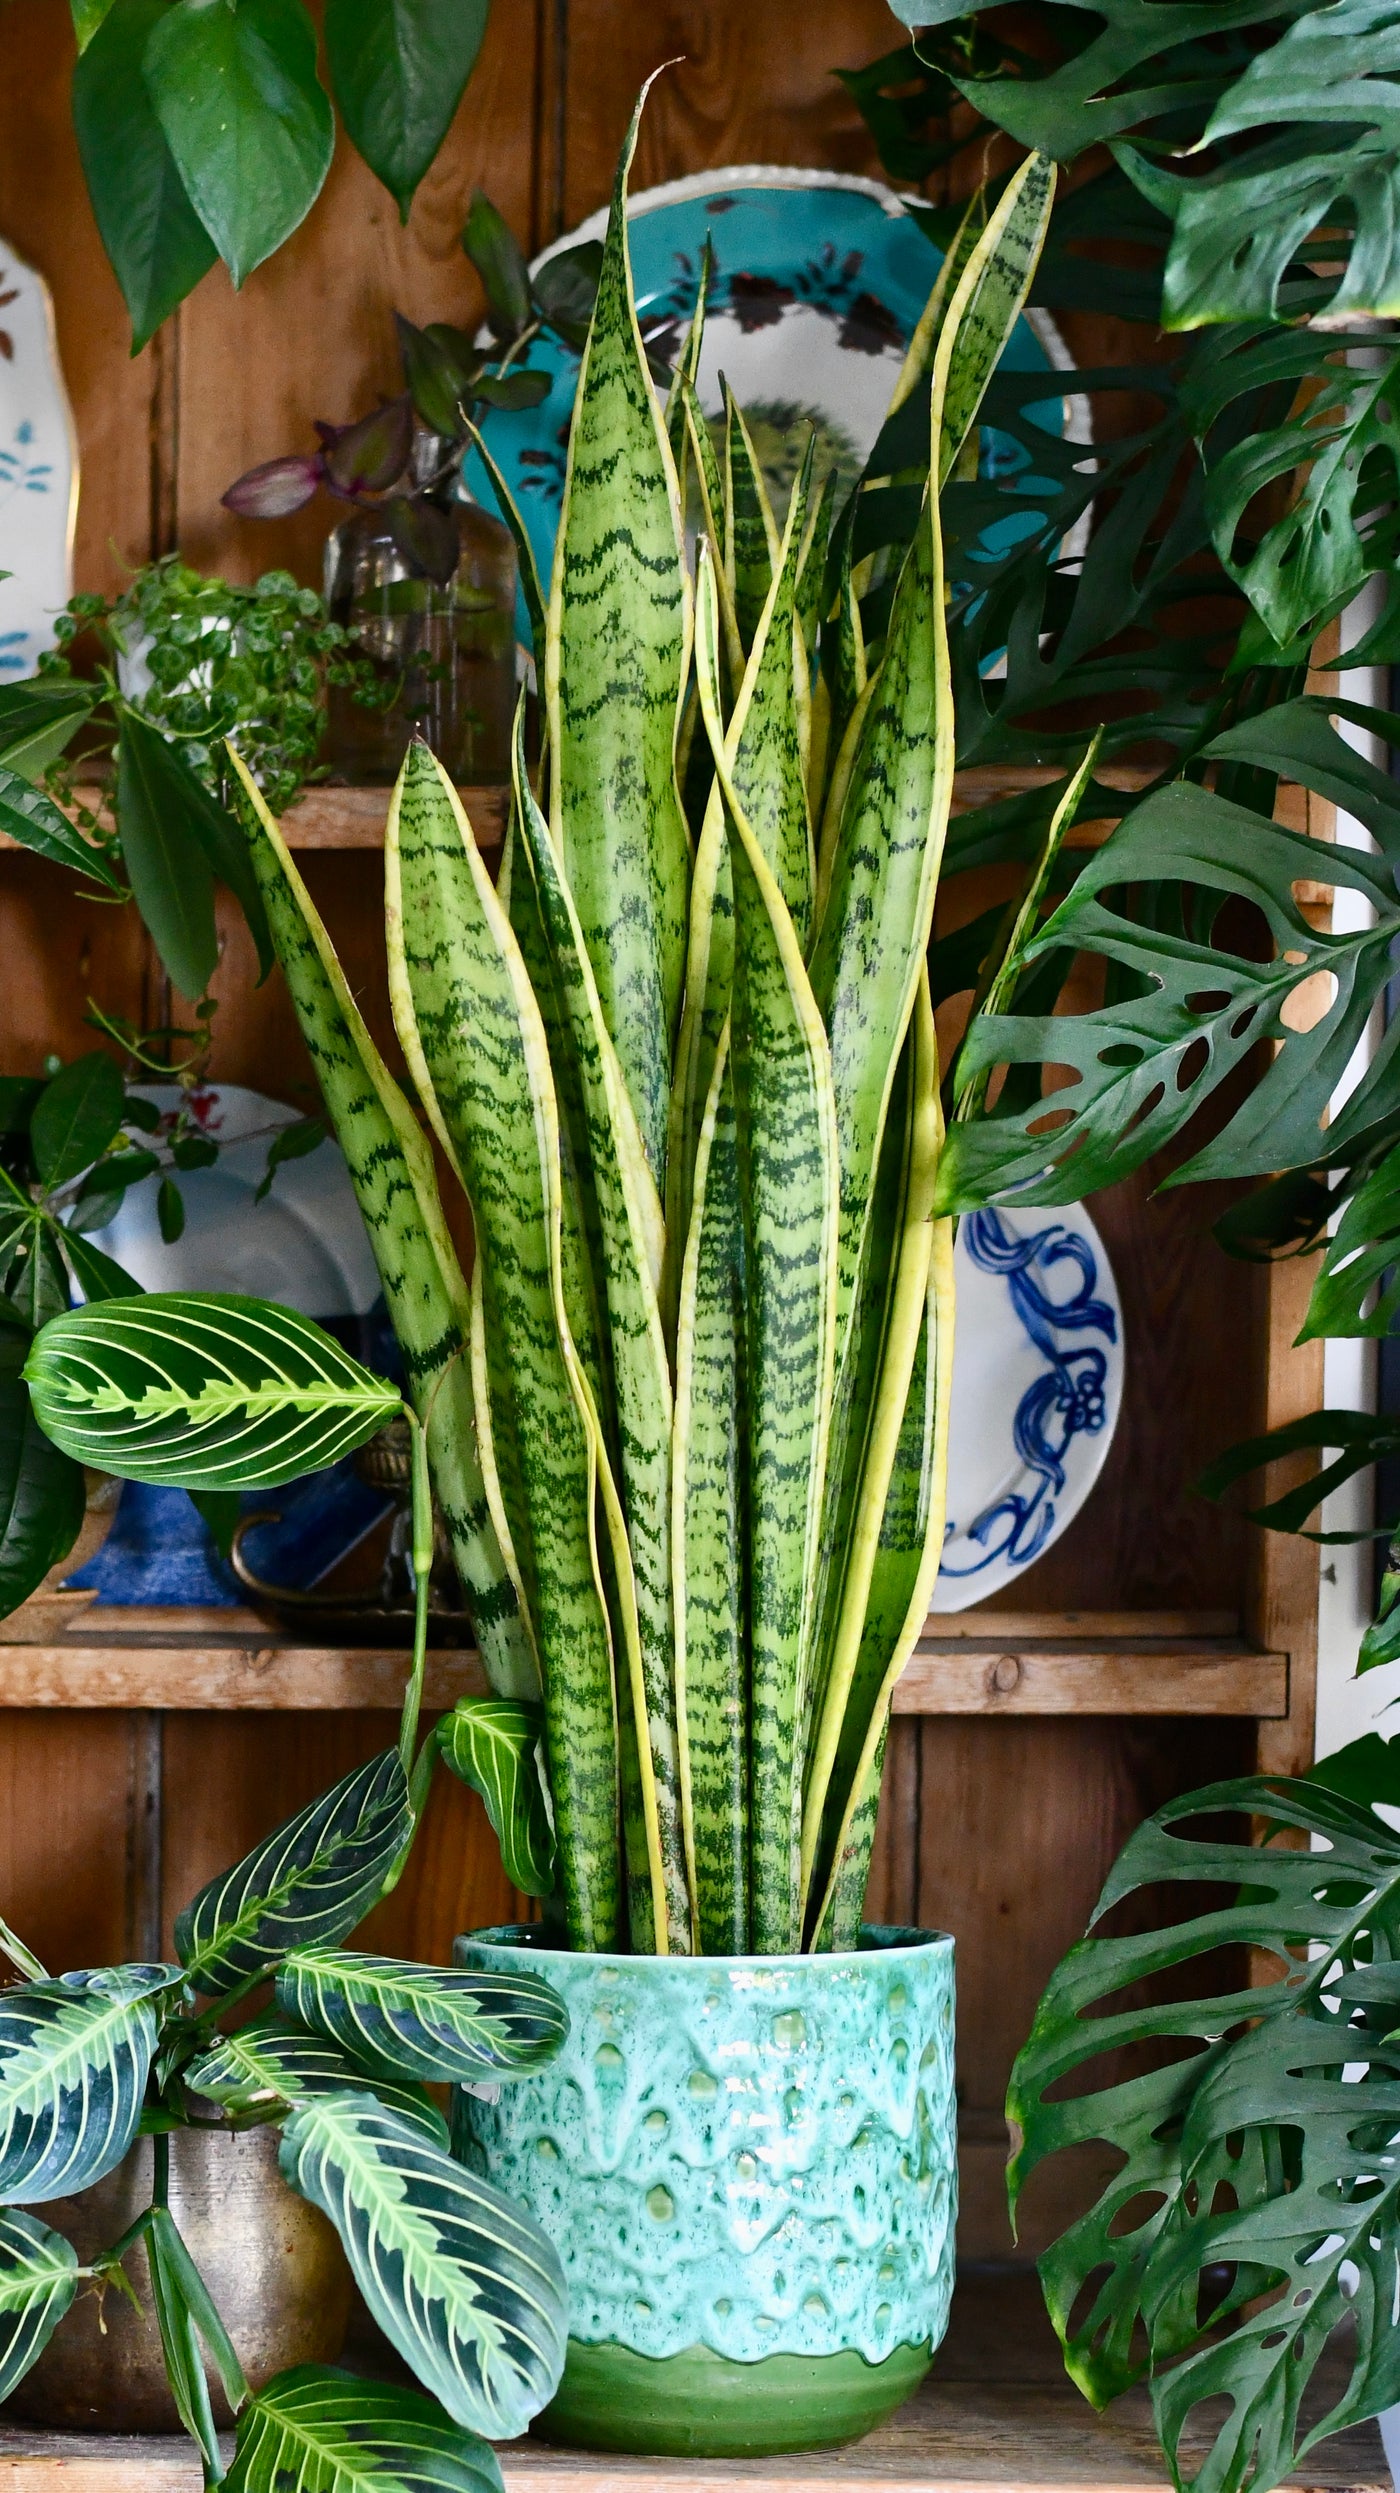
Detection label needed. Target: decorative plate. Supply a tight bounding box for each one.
[67,1084,394,1607]
[465,166,1073,640]
[933,1202,1124,1612]
[0,240,76,680]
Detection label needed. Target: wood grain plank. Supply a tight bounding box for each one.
[893,1644,1287,1717]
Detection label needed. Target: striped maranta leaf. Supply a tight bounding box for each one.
[24,1294,401,1490]
[384,741,621,1952]
[227,2365,505,2492]
[695,547,839,1954]
[280,2093,567,2437]
[0,2208,78,2397]
[545,79,691,1190]
[673,1032,748,1953]
[175,1749,411,1995]
[184,2014,449,2146]
[0,1963,177,2204]
[512,731,689,1950]
[436,1698,555,1899]
[229,752,537,1704]
[275,1946,567,2085]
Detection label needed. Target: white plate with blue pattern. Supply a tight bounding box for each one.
[933,1201,1124,1611]
[0,240,76,681]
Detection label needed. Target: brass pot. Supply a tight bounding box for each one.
[8,2121,352,2432]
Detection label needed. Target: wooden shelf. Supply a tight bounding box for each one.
[0,1609,1286,1716]
[0,2274,1381,2490]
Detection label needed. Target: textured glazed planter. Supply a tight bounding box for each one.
[8,2121,352,2431]
[453,1924,956,2458]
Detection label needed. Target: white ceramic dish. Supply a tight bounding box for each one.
[0,240,76,680]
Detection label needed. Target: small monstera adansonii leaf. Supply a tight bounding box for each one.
[0,2208,78,2397]
[184,2013,449,2146]
[279,2094,567,2436]
[1009,1771,1400,2493]
[24,1291,402,1487]
[436,1698,555,1897]
[224,2362,505,2493]
[175,1749,412,1995]
[0,1962,179,2203]
[274,1946,567,2084]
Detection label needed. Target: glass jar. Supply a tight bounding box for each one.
[322,454,518,786]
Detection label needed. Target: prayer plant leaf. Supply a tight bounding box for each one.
[143,0,334,289]
[325,0,490,221]
[545,78,690,1191]
[0,2209,78,2399]
[436,1698,555,1898]
[225,2365,506,2493]
[279,2094,567,2438]
[383,740,622,1952]
[1009,1773,1400,2493]
[185,2013,449,2145]
[228,751,535,1707]
[174,1749,412,1996]
[0,1328,86,1622]
[0,1962,178,2204]
[24,1292,402,1490]
[937,779,1400,1212]
[274,1945,567,2084]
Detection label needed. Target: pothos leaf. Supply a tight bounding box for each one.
[436,1699,555,1896]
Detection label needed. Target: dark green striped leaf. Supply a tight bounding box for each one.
[280,2094,567,2437]
[275,1945,567,2083]
[724,385,779,654]
[0,2209,78,2399]
[175,1750,412,1995]
[229,751,536,1706]
[185,2013,448,2144]
[384,741,621,1950]
[24,1293,402,1490]
[225,2364,505,2493]
[436,1699,555,1897]
[546,80,690,1189]
[0,1963,177,2204]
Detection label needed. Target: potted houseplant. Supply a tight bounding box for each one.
[3,1292,572,2489]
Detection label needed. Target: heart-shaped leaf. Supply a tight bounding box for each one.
[0,1963,178,2204]
[143,0,334,288]
[185,2012,448,2145]
[175,1750,412,1995]
[436,1699,554,1897]
[279,2094,566,2436]
[71,0,218,350]
[0,1328,86,1622]
[325,0,490,221]
[0,2209,78,2399]
[275,1945,567,2083]
[461,190,530,338]
[225,2363,505,2493]
[24,1293,403,1490]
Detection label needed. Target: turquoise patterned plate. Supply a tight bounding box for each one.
[465,166,1072,642]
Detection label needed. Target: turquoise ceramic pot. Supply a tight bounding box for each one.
[452,1924,956,2457]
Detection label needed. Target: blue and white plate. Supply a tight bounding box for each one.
[66,1084,395,1608]
[0,239,76,679]
[933,1202,1124,1611]
[466,167,1074,642]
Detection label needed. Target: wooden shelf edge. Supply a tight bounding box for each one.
[0,1632,1287,1715]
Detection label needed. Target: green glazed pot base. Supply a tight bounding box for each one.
[534,2335,934,2457]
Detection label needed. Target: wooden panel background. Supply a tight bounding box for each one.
[0,0,1320,2262]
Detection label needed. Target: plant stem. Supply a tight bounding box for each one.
[153,2129,170,2210]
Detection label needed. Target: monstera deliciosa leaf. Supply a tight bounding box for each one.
[1009,1768,1400,2493]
